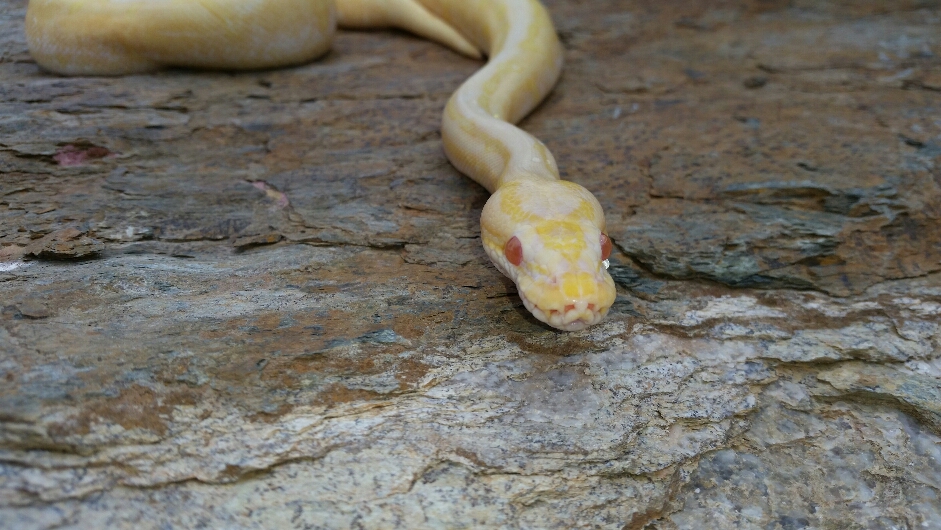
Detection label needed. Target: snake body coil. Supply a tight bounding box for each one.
[26,0,616,331]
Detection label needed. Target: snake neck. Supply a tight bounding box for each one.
[420,0,564,193]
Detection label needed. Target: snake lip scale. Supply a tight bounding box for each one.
[518,289,602,332]
[25,0,618,331]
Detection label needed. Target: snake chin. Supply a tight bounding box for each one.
[517,288,604,331]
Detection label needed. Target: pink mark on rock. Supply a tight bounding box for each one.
[54,144,113,166]
[249,180,290,208]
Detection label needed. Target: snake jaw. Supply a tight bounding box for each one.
[517,281,611,331]
[514,267,616,331]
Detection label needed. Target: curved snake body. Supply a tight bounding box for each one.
[26,0,616,331]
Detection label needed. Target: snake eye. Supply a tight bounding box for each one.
[600,233,612,261]
[505,236,523,266]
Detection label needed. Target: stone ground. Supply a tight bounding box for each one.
[1,0,940,528]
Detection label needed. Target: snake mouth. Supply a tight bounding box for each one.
[517,289,605,331]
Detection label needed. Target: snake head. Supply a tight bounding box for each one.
[481,179,617,331]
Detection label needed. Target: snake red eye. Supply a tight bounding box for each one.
[600,233,612,260]
[505,236,523,266]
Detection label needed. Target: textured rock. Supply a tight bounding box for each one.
[1,0,940,528]
[21,227,103,260]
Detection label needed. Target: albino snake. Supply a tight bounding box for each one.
[26,0,617,331]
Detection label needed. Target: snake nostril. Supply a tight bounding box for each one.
[587,303,595,311]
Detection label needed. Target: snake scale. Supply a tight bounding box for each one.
[26,0,617,331]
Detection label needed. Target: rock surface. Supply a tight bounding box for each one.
[2,0,940,528]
